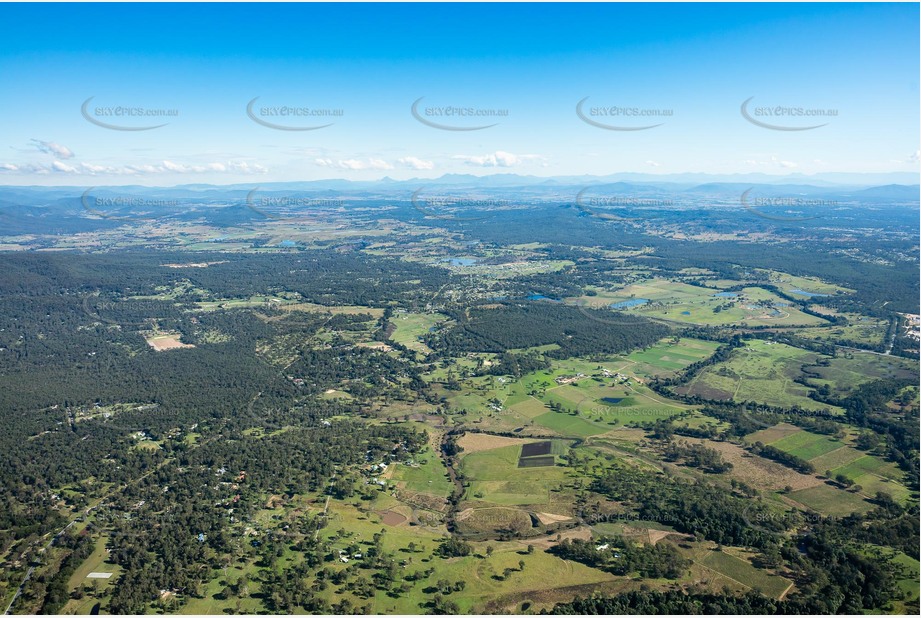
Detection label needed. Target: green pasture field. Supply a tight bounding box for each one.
[459,444,569,505]
[809,446,866,472]
[389,312,448,353]
[626,337,721,374]
[787,484,872,517]
[769,431,845,460]
[572,280,828,327]
[679,340,841,412]
[698,549,791,599]
[801,351,919,398]
[532,410,608,438]
[390,446,455,498]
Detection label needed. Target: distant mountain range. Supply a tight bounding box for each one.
[2,171,919,194]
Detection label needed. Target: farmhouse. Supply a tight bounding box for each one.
[555,373,585,385]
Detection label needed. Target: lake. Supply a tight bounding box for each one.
[528,294,561,302]
[790,289,830,298]
[610,298,648,309]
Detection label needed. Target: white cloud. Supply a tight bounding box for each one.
[31,139,74,159]
[770,155,797,169]
[315,158,394,171]
[909,150,920,163]
[645,160,661,167]
[452,150,542,167]
[368,158,393,170]
[52,160,77,173]
[0,159,268,176]
[398,156,435,170]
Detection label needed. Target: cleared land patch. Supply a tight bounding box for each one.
[698,549,791,599]
[788,484,871,517]
[679,340,840,412]
[457,433,531,454]
[144,333,194,351]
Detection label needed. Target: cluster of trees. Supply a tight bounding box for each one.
[749,442,815,474]
[435,537,473,558]
[662,441,733,473]
[428,302,668,358]
[551,537,688,579]
[590,464,784,549]
[840,378,919,487]
[100,423,425,613]
[480,351,551,377]
[36,531,96,613]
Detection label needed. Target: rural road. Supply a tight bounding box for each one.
[4,518,79,614]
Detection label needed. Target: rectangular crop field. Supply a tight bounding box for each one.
[521,441,552,457]
[518,455,556,468]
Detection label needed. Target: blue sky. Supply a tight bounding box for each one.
[0,2,918,185]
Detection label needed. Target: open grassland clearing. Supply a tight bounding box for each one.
[503,398,551,419]
[745,425,912,503]
[578,279,827,327]
[697,548,792,599]
[390,445,454,499]
[759,270,851,297]
[626,337,721,376]
[61,536,122,615]
[532,410,608,437]
[769,430,845,460]
[457,433,531,454]
[680,436,823,491]
[576,386,688,426]
[787,484,872,517]
[802,351,919,398]
[389,311,448,353]
[522,363,688,430]
[747,422,802,444]
[144,332,194,351]
[459,443,568,506]
[677,340,842,412]
[317,499,617,614]
[883,549,921,612]
[520,357,633,389]
[455,506,533,535]
[797,314,889,348]
[809,446,867,472]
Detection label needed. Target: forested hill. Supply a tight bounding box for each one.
[427,302,669,358]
